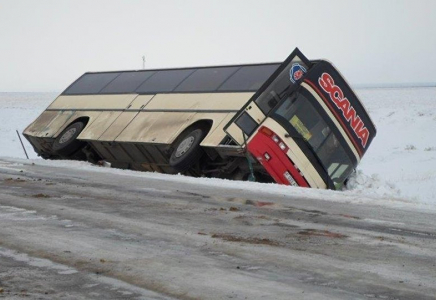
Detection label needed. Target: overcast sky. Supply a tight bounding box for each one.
[1,0,435,92]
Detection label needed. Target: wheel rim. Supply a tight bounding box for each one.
[175,136,195,158]
[59,128,77,144]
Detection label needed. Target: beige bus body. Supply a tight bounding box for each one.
[26,92,252,143]
[24,60,282,177]
[23,91,257,174]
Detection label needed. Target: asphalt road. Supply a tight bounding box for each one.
[0,158,435,299]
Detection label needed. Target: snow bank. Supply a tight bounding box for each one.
[0,92,55,159]
[0,88,435,206]
[347,87,436,205]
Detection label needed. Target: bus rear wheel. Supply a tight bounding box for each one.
[52,121,86,156]
[170,128,205,172]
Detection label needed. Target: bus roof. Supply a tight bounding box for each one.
[62,62,281,96]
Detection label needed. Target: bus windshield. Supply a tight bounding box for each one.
[275,92,354,185]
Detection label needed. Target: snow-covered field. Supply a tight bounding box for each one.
[1,88,435,206]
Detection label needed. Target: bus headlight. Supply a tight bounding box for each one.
[272,135,280,143]
[279,142,287,151]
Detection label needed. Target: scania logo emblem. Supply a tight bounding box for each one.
[290,63,307,83]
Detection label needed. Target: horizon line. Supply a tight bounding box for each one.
[1,83,435,93]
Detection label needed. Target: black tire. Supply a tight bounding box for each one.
[170,128,205,172]
[52,121,85,156]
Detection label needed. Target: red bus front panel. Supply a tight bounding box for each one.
[247,128,309,187]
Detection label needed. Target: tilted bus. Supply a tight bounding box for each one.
[23,48,376,189]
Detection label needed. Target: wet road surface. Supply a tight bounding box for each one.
[0,158,435,299]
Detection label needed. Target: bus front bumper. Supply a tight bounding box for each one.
[247,132,309,187]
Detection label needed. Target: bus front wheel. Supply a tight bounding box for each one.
[170,128,205,172]
[52,121,86,156]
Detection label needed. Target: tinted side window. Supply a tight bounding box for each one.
[135,69,195,93]
[64,73,120,95]
[174,67,239,92]
[219,64,279,92]
[100,71,156,94]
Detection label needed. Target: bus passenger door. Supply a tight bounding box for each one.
[225,101,266,145]
[224,48,311,146]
